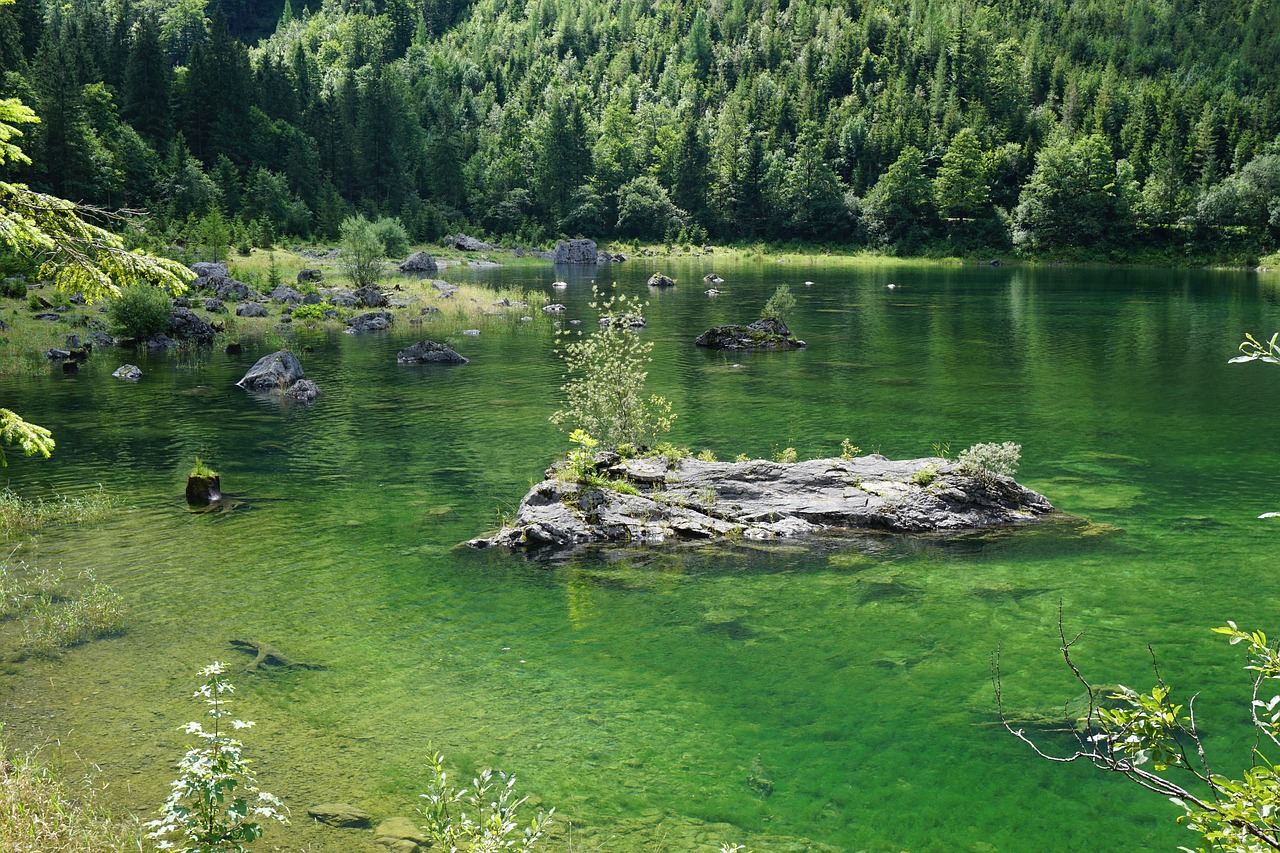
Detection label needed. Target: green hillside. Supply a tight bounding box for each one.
[2,0,1278,259]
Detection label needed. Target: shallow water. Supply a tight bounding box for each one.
[3,258,1280,852]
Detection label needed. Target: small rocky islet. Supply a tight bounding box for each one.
[468,452,1054,550]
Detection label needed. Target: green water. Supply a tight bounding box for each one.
[3,260,1280,852]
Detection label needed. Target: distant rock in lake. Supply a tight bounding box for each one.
[695,317,805,350]
[397,340,468,364]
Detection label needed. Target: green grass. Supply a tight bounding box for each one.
[20,577,126,657]
[0,735,143,852]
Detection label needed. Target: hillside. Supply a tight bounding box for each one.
[1,0,1278,259]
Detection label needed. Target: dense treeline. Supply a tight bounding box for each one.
[2,0,1279,260]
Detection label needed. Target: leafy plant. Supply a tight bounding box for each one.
[189,457,218,479]
[148,662,288,853]
[997,621,1280,853]
[288,302,333,323]
[774,447,798,463]
[418,751,553,853]
[696,449,717,462]
[910,463,939,486]
[956,441,1021,479]
[1230,332,1280,366]
[371,217,410,258]
[551,287,674,449]
[840,439,861,460]
[761,284,796,325]
[338,215,384,289]
[108,283,172,340]
[734,453,750,463]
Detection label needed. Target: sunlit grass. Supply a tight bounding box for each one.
[0,737,144,852]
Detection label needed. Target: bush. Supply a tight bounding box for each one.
[371,217,410,258]
[761,284,796,325]
[550,287,675,449]
[0,277,25,298]
[419,751,553,853]
[289,302,334,323]
[107,285,172,340]
[339,215,384,289]
[956,441,1021,478]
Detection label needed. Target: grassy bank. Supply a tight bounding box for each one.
[0,736,142,852]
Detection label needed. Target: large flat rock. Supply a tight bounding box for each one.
[468,454,1053,549]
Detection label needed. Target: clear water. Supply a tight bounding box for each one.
[3,259,1280,852]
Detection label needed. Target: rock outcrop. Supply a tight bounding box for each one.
[236,349,308,395]
[269,285,302,304]
[347,311,392,333]
[399,251,438,273]
[468,454,1053,550]
[168,308,216,344]
[445,233,491,251]
[647,272,676,288]
[112,363,142,381]
[397,340,468,364]
[552,238,599,264]
[236,303,267,317]
[695,317,805,350]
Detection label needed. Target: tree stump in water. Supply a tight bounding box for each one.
[186,473,222,506]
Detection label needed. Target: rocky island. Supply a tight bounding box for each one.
[468,452,1053,550]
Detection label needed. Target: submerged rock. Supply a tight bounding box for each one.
[283,378,322,403]
[397,340,468,364]
[375,817,429,853]
[307,804,371,828]
[695,317,805,351]
[468,454,1054,550]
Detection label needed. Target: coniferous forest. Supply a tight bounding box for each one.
[2,0,1279,260]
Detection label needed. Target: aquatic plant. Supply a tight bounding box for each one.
[21,574,125,656]
[997,621,1280,853]
[418,751,553,853]
[956,441,1021,479]
[0,486,116,540]
[148,662,288,853]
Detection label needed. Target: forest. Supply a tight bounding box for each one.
[1,0,1279,261]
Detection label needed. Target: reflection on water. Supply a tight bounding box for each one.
[1,260,1279,851]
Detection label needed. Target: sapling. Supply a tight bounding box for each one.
[418,751,553,853]
[148,662,287,853]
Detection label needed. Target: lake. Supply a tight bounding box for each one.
[2,257,1279,852]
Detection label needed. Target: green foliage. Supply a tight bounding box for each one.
[910,464,939,486]
[108,283,172,340]
[840,439,861,460]
[1013,136,1123,251]
[148,662,288,853]
[761,284,796,325]
[1229,332,1280,366]
[189,457,218,479]
[371,217,410,258]
[0,407,54,467]
[956,441,1021,479]
[418,751,553,853]
[197,209,231,263]
[551,288,675,450]
[338,214,384,289]
[288,302,334,323]
[774,447,798,464]
[696,449,717,462]
[1002,623,1280,853]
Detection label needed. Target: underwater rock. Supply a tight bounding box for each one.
[695,317,805,351]
[468,454,1055,550]
[375,817,429,853]
[307,803,371,828]
[283,378,322,403]
[397,340,468,364]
